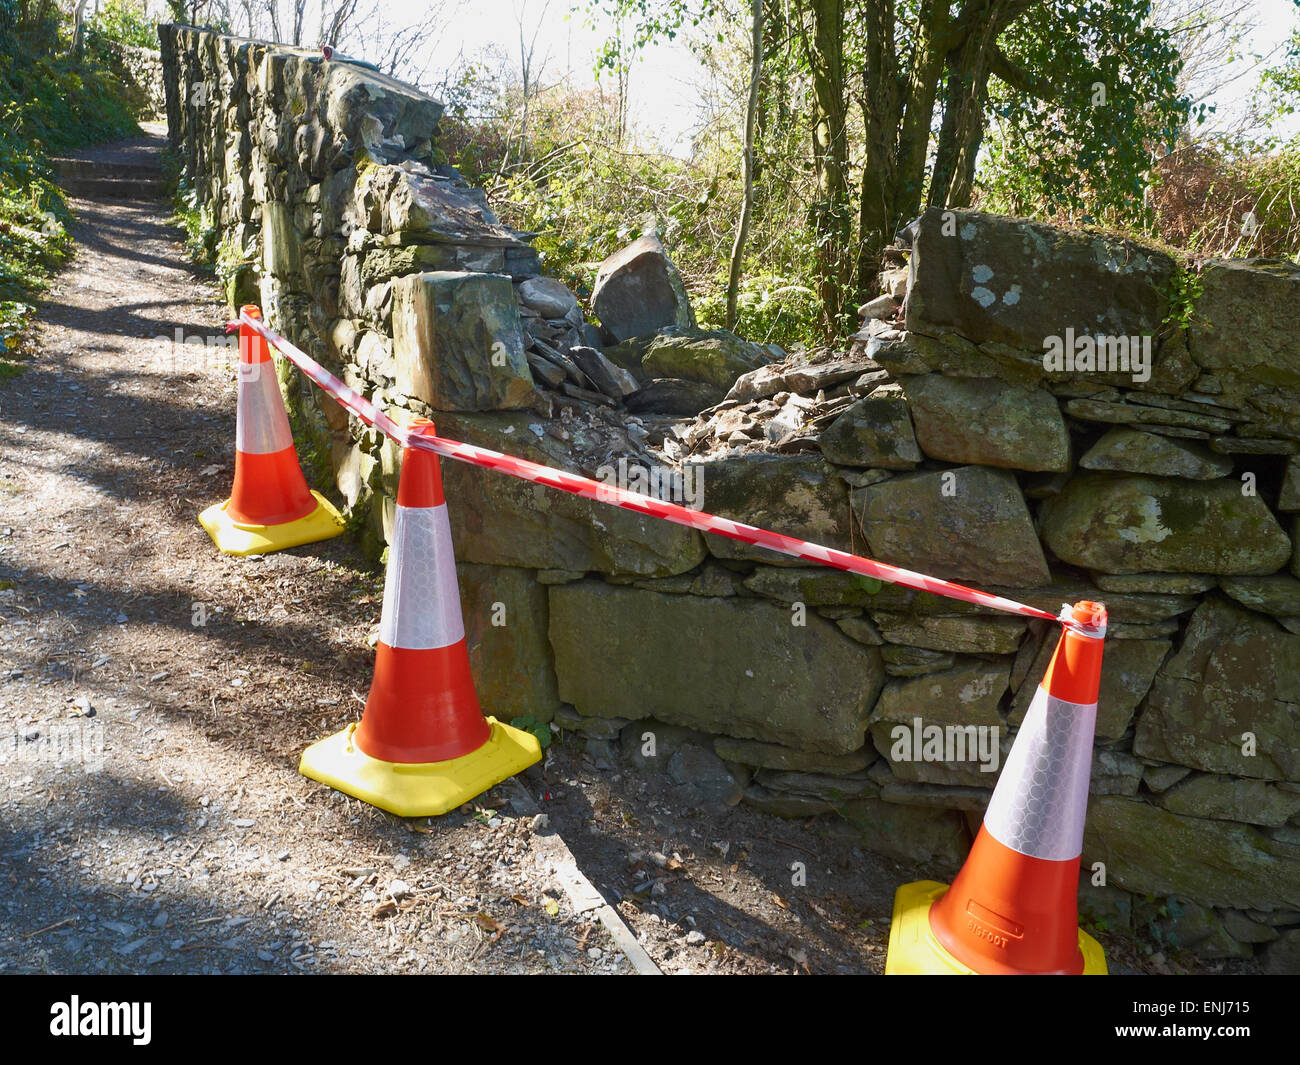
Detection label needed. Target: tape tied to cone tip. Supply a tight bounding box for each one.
[1058,600,1108,639]
[236,310,1085,629]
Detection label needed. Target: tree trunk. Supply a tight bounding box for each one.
[930,59,991,209]
[893,0,950,217]
[857,0,899,295]
[857,0,949,297]
[71,0,92,57]
[726,0,763,331]
[931,1,1038,208]
[804,0,849,339]
[856,0,947,294]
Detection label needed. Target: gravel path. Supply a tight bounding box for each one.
[0,133,626,975]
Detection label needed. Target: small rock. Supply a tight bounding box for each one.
[859,294,898,320]
[517,276,579,319]
[526,350,566,389]
[569,346,639,399]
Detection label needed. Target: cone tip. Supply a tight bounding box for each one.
[1071,600,1107,634]
[396,420,444,508]
[240,304,262,320]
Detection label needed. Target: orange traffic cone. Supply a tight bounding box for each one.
[198,305,344,555]
[299,420,541,816]
[886,600,1108,974]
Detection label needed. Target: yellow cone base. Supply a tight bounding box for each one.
[198,491,345,556]
[885,880,1108,975]
[299,717,542,817]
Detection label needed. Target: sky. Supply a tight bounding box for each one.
[1191,0,1300,140]
[149,0,1300,153]
[392,0,1300,152]
[407,0,707,151]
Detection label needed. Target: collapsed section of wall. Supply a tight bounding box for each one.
[162,24,1300,969]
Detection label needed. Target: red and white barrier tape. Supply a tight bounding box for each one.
[237,310,1073,627]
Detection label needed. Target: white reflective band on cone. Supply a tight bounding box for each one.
[378,504,465,650]
[983,686,1096,862]
[235,362,294,455]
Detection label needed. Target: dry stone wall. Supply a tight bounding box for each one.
[106,42,167,119]
[163,25,1300,969]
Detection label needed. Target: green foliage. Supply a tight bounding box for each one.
[1162,263,1203,332]
[0,64,72,359]
[166,149,217,266]
[694,271,819,347]
[87,0,157,49]
[455,16,827,349]
[1144,895,1186,949]
[175,198,217,263]
[477,0,1260,351]
[0,186,71,296]
[83,0,164,120]
[0,0,62,56]
[977,0,1194,229]
[585,1,715,72]
[488,117,824,348]
[0,161,62,358]
[510,714,553,749]
[0,3,141,358]
[1145,144,1300,261]
[463,82,721,310]
[0,48,140,154]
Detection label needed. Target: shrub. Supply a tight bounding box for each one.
[1149,143,1300,261]
[0,8,141,359]
[87,0,157,50]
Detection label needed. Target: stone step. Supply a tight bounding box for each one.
[49,157,162,182]
[50,155,165,201]
[55,175,166,202]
